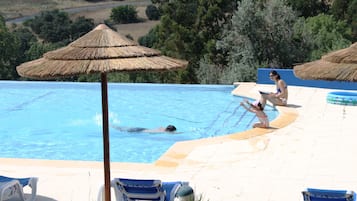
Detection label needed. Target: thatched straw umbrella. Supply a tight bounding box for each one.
[16,24,188,201]
[294,42,357,82]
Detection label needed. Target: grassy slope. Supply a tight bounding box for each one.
[0,0,101,19]
[1,0,158,42]
[71,6,159,41]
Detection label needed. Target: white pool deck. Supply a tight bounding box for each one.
[1,82,357,201]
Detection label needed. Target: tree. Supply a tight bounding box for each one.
[138,25,159,48]
[331,0,350,20]
[196,55,222,84]
[26,10,72,43]
[146,5,160,20]
[11,26,38,64]
[148,1,200,83]
[148,0,236,83]
[331,0,357,42]
[294,14,352,61]
[25,42,64,61]
[285,0,329,18]
[111,5,138,24]
[216,0,299,83]
[0,15,21,79]
[69,16,94,41]
[347,0,357,41]
[25,10,94,43]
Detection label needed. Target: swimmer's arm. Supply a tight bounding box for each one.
[143,127,165,133]
[144,128,182,134]
[240,102,255,113]
[111,125,128,132]
[111,125,121,130]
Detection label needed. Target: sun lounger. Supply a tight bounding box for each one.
[0,176,38,201]
[97,178,193,201]
[162,181,192,201]
[113,178,165,201]
[302,188,356,201]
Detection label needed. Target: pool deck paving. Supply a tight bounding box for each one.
[1,82,357,201]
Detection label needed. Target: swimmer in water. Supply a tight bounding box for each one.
[112,125,177,134]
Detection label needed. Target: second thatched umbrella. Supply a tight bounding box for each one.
[294,42,357,82]
[16,24,188,201]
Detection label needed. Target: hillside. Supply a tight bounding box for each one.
[69,5,159,41]
[1,0,158,42]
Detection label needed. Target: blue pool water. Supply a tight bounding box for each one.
[0,81,278,163]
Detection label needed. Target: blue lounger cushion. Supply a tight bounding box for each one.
[0,176,31,187]
[117,178,162,196]
[302,188,356,201]
[113,178,165,201]
[162,181,189,201]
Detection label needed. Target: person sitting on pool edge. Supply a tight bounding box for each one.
[112,124,177,134]
[240,99,269,128]
[260,70,288,106]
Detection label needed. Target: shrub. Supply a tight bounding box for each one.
[111,5,138,24]
[145,5,160,20]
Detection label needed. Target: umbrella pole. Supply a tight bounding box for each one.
[101,73,111,201]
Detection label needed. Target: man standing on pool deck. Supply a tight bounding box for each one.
[112,125,177,133]
[260,70,288,106]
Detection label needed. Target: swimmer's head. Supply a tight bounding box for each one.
[165,125,177,132]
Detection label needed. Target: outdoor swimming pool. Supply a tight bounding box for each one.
[0,81,278,163]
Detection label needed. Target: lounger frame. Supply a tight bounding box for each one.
[0,176,38,201]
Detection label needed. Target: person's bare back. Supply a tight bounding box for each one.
[240,99,269,128]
